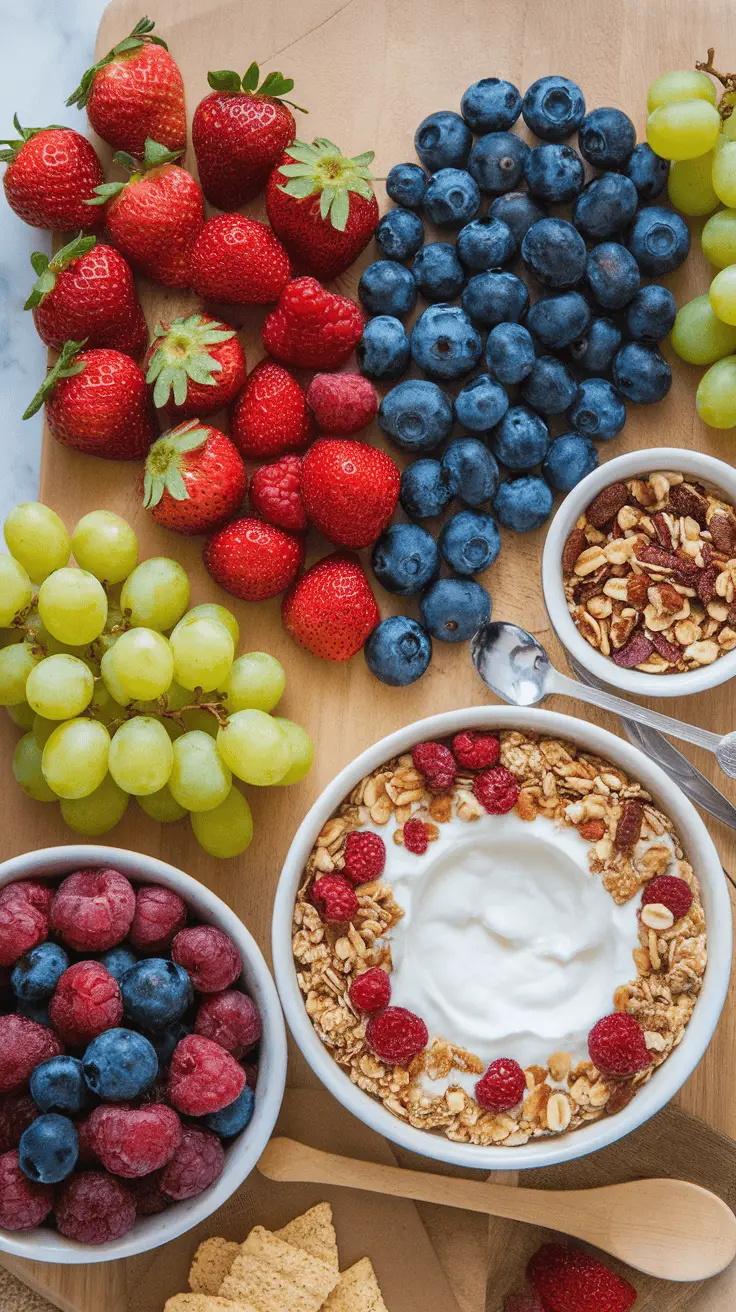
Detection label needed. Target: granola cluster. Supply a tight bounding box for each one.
[292,730,706,1147]
[563,470,736,673]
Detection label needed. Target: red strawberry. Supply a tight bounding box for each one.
[144,313,246,421]
[66,17,186,158]
[204,516,304,602]
[143,421,247,535]
[192,63,305,210]
[26,234,146,357]
[250,455,307,532]
[230,360,314,460]
[23,340,155,460]
[1,119,104,231]
[301,439,399,549]
[262,277,364,369]
[306,372,378,435]
[282,552,379,661]
[266,139,379,280]
[190,213,291,305]
[527,1244,637,1312]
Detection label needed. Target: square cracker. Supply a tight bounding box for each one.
[241,1227,338,1301]
[190,1238,241,1295]
[164,1295,256,1312]
[220,1252,329,1312]
[276,1203,339,1271]
[320,1258,389,1312]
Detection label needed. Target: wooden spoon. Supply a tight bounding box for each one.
[258,1137,736,1282]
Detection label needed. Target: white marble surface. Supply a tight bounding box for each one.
[0,0,108,525]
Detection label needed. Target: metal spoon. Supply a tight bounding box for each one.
[470,622,736,778]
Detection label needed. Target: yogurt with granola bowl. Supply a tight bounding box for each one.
[292,729,706,1148]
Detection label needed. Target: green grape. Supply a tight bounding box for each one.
[702,207,736,267]
[670,294,736,363]
[25,654,94,720]
[722,112,736,142]
[217,709,290,786]
[647,69,717,113]
[169,729,231,812]
[102,627,174,701]
[273,718,314,785]
[184,603,239,649]
[223,652,285,714]
[137,784,187,823]
[710,265,736,324]
[0,642,40,706]
[87,678,125,729]
[667,150,719,215]
[169,616,234,693]
[0,555,32,626]
[99,650,134,707]
[180,706,219,738]
[71,510,138,584]
[120,558,190,632]
[13,733,57,801]
[61,774,129,835]
[108,716,173,795]
[696,354,736,427]
[38,567,107,646]
[646,99,721,161]
[42,718,110,799]
[712,140,736,205]
[4,503,70,584]
[7,702,35,731]
[191,786,254,858]
[33,714,57,749]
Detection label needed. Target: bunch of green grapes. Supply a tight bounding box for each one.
[0,502,313,859]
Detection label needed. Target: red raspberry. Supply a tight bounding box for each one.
[411,741,456,791]
[475,1058,526,1112]
[0,1093,38,1153]
[306,372,378,435]
[343,831,386,885]
[0,882,51,967]
[349,967,391,1013]
[56,1171,136,1244]
[262,277,365,370]
[250,455,308,533]
[128,885,187,954]
[51,867,135,952]
[128,1169,170,1215]
[76,1115,99,1166]
[588,1013,650,1078]
[641,875,693,922]
[310,874,359,924]
[452,730,501,771]
[0,1015,63,1093]
[527,1243,637,1312]
[168,1033,245,1116]
[366,1006,428,1065]
[88,1103,182,1178]
[203,515,305,603]
[160,1125,225,1201]
[171,925,241,993]
[5,881,54,917]
[49,961,123,1046]
[195,990,262,1058]
[0,1149,54,1230]
[474,765,520,815]
[403,818,430,855]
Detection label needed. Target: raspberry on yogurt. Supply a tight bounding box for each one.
[55,1171,136,1244]
[88,1103,182,1178]
[128,885,187,954]
[343,831,386,885]
[452,730,500,770]
[641,875,693,922]
[194,990,262,1058]
[366,1006,428,1065]
[473,765,520,814]
[0,883,51,967]
[475,1058,526,1113]
[310,874,359,924]
[349,967,391,1014]
[402,817,430,855]
[159,1125,225,1201]
[168,1034,245,1116]
[0,1092,38,1153]
[49,961,123,1046]
[51,868,135,952]
[0,1149,54,1230]
[0,1015,63,1093]
[411,741,456,791]
[171,925,241,993]
[588,1013,650,1078]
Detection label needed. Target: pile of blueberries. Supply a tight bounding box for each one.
[357,74,689,687]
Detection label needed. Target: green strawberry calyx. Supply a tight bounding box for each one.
[146,314,237,410]
[23,339,88,420]
[0,115,67,164]
[276,139,376,232]
[67,16,168,110]
[85,137,184,205]
[24,234,97,310]
[207,62,307,113]
[143,421,210,506]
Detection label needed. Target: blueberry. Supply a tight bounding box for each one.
[461,271,529,328]
[489,191,548,243]
[423,168,480,227]
[578,107,636,169]
[379,379,453,452]
[441,438,500,506]
[468,132,530,195]
[454,373,509,432]
[400,459,452,519]
[19,1113,78,1185]
[568,316,622,375]
[83,1028,158,1101]
[490,405,550,471]
[456,216,516,270]
[415,110,472,172]
[410,304,482,380]
[461,78,522,133]
[420,578,491,643]
[438,511,501,576]
[99,945,138,985]
[569,377,626,440]
[358,261,417,318]
[16,999,51,1027]
[148,1021,191,1068]
[121,958,192,1031]
[527,291,591,349]
[411,242,465,302]
[542,434,599,491]
[524,144,585,203]
[625,284,677,341]
[364,616,433,686]
[625,143,670,202]
[572,173,639,240]
[30,1056,88,1116]
[522,76,586,142]
[11,942,69,1002]
[375,208,425,261]
[520,356,579,415]
[585,242,641,310]
[613,342,672,404]
[521,217,586,289]
[358,316,411,381]
[386,162,428,208]
[627,206,690,276]
[484,324,534,386]
[371,523,439,595]
[203,1084,255,1138]
[493,476,554,532]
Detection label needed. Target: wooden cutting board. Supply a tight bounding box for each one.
[1,0,736,1308]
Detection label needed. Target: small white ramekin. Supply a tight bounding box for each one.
[542,447,736,698]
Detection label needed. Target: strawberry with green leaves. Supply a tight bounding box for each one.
[26,233,147,357]
[143,420,247,535]
[144,313,246,422]
[24,340,155,461]
[1,119,105,231]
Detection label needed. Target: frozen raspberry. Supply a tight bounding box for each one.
[195,990,262,1058]
[474,765,520,815]
[128,885,187,954]
[475,1058,526,1112]
[452,730,500,771]
[0,1149,54,1229]
[55,1171,136,1244]
[403,818,429,855]
[0,1093,38,1153]
[306,373,378,435]
[88,1103,182,1178]
[343,831,386,885]
[310,874,359,924]
[641,875,693,922]
[527,1243,637,1312]
[0,1015,62,1093]
[250,454,309,533]
[0,883,51,967]
[51,868,135,952]
[5,881,54,917]
[588,1013,650,1078]
[128,1169,170,1215]
[75,1115,99,1166]
[411,741,456,791]
[160,1125,224,1200]
[49,961,123,1046]
[349,967,391,1013]
[366,1006,428,1065]
[168,1033,245,1116]
[171,925,241,993]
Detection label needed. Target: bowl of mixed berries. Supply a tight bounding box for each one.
[0,846,287,1261]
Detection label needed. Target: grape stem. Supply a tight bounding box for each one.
[695,49,736,118]
[95,689,230,733]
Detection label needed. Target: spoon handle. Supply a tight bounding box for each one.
[546,669,722,755]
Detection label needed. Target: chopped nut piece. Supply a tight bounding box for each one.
[546,1092,572,1132]
[641,902,675,931]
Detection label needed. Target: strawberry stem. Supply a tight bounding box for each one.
[206,63,307,112]
[23,339,87,420]
[145,313,235,409]
[67,15,168,109]
[143,421,210,507]
[276,139,376,231]
[0,116,66,163]
[24,233,96,310]
[85,137,184,206]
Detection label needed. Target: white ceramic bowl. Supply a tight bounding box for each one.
[273,706,731,1171]
[542,447,736,698]
[0,845,287,1264]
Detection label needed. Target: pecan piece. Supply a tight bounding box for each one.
[708,512,736,555]
[636,542,677,572]
[612,631,653,667]
[652,511,673,549]
[586,482,630,529]
[615,798,644,853]
[626,575,649,610]
[650,632,682,664]
[651,581,685,614]
[668,482,709,525]
[562,526,587,575]
[609,610,637,650]
[575,574,609,604]
[698,564,718,605]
